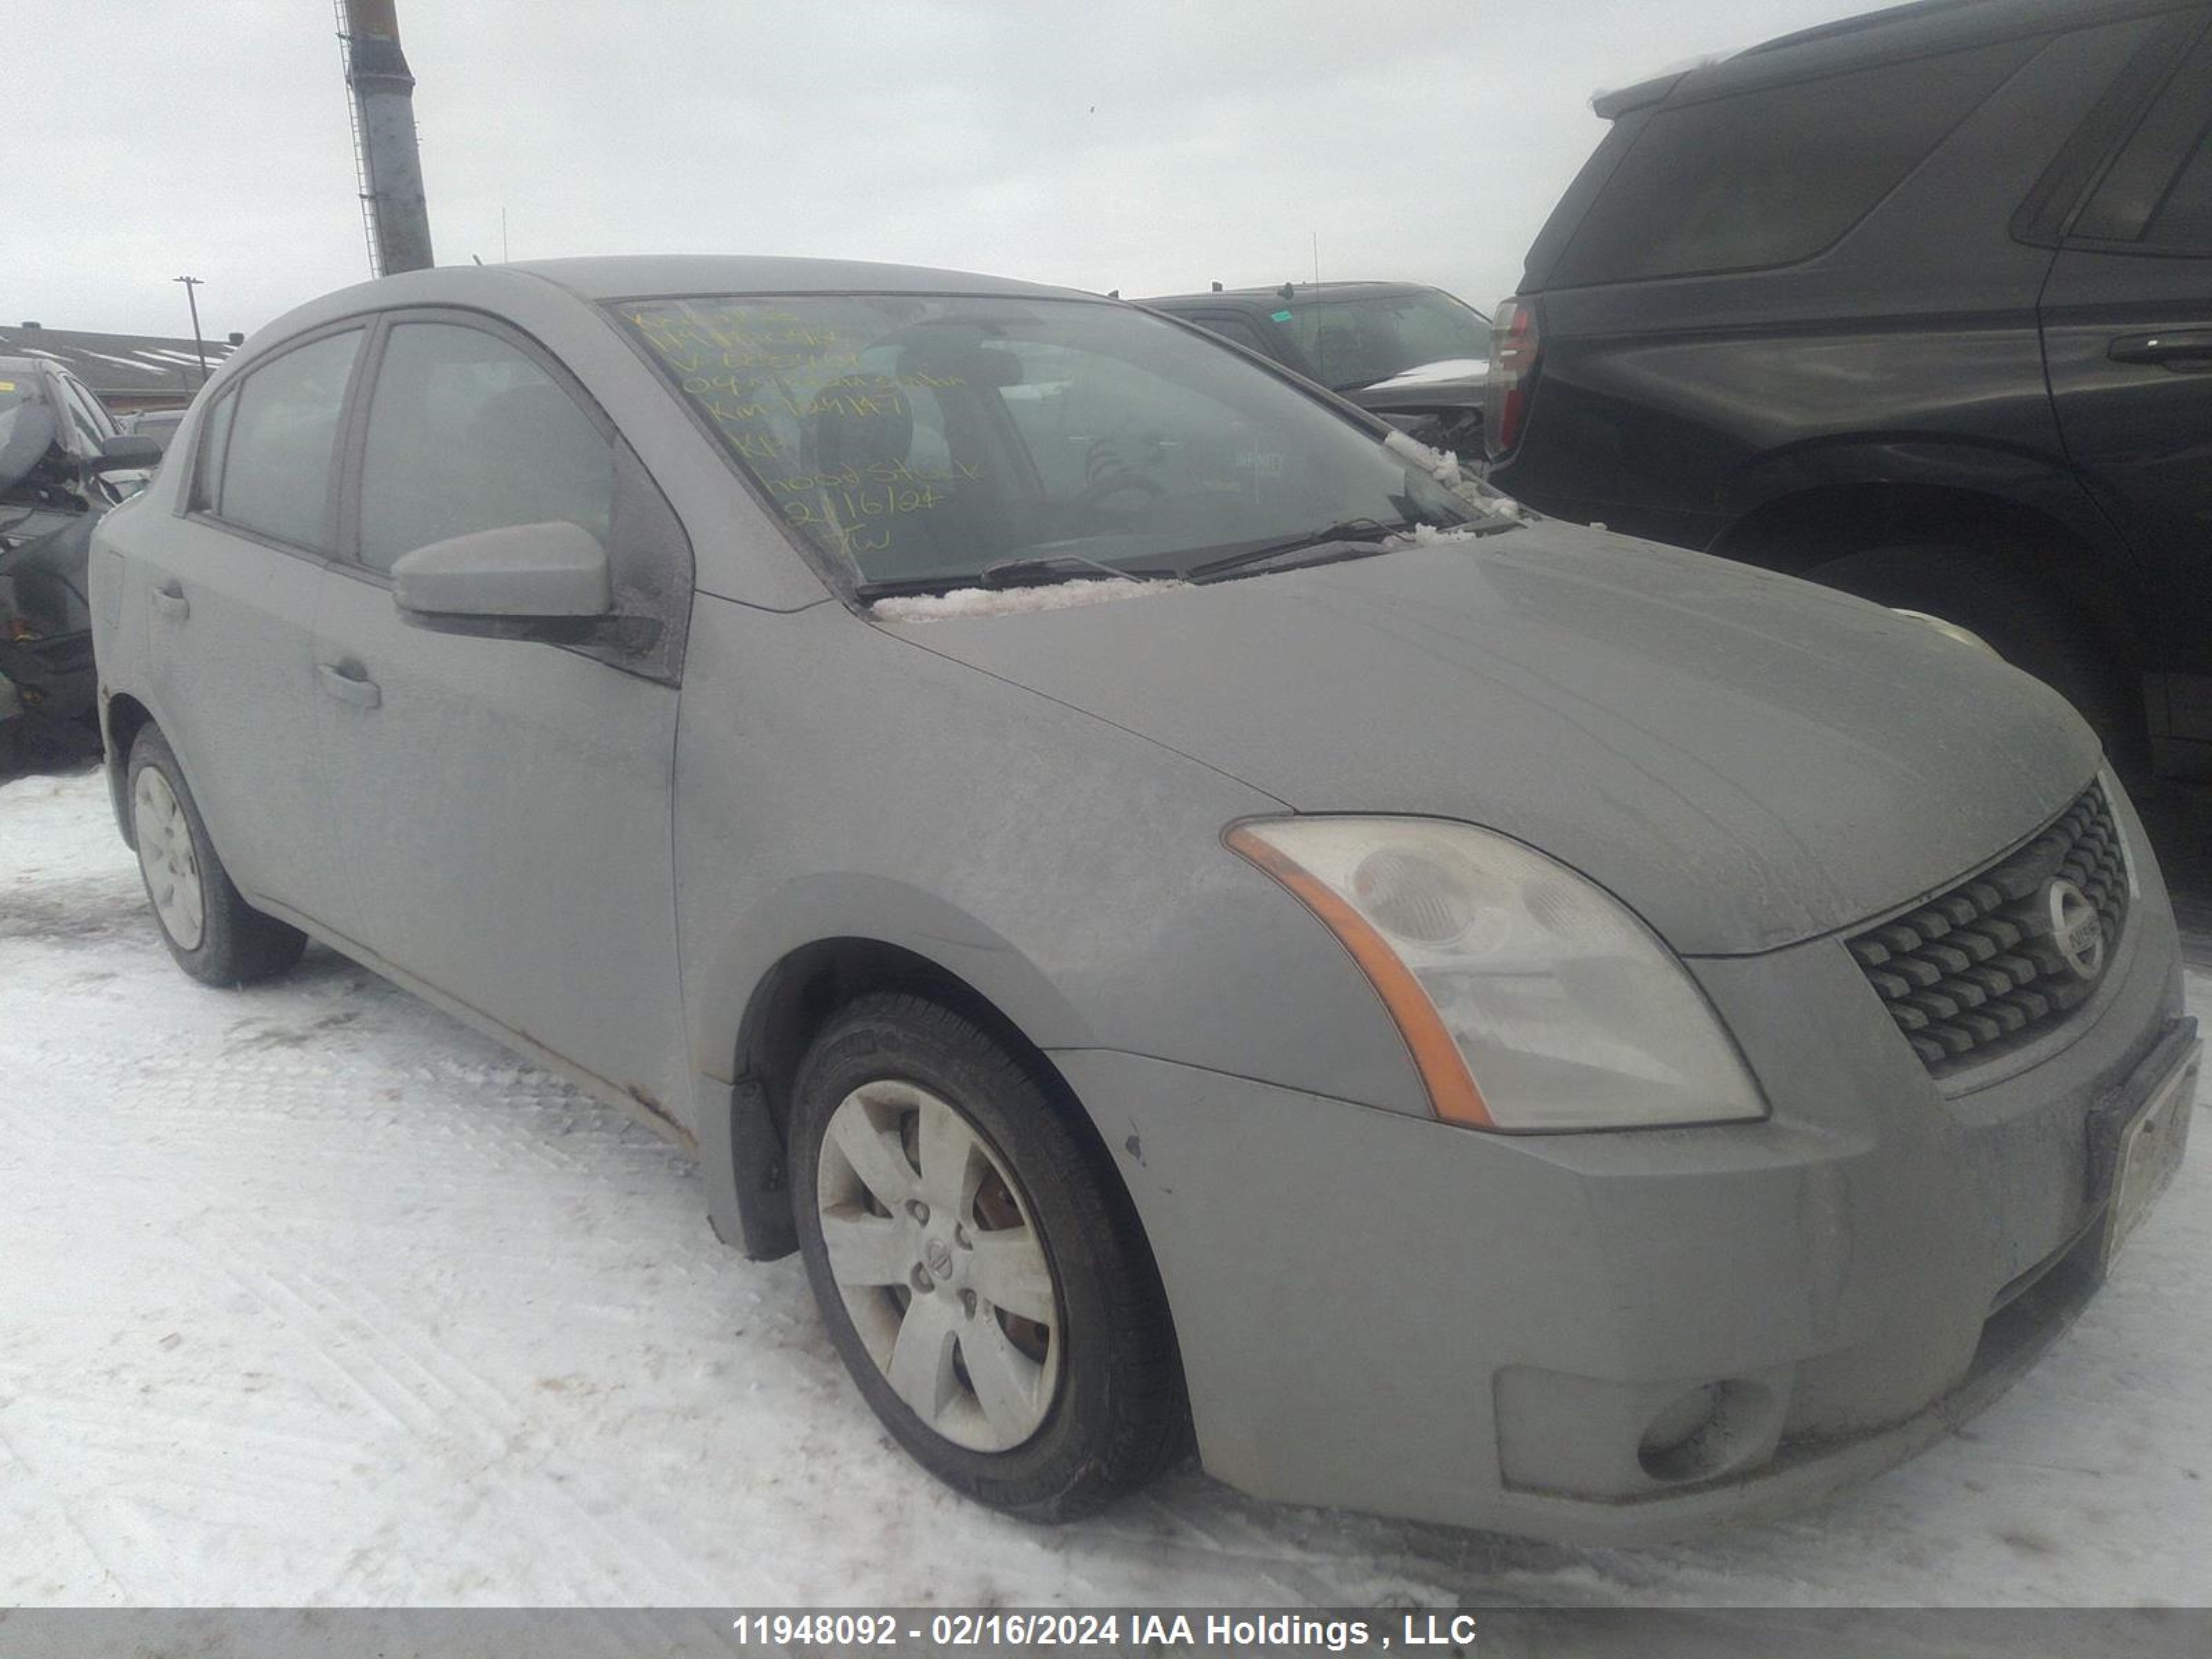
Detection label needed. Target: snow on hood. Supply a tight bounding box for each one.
[869,577,1186,623]
[1364,357,1490,391]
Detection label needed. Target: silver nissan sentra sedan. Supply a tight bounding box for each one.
[87,256,2195,1542]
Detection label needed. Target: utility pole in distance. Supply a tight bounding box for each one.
[174,276,209,386]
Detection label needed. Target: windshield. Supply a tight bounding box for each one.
[0,373,41,415]
[1277,290,1490,391]
[613,293,1488,590]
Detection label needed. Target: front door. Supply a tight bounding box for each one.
[311,313,694,1121]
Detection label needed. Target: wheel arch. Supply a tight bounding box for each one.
[693,890,1100,1268]
[1712,478,2144,667]
[101,690,160,847]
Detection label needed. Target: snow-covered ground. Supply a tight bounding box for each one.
[3,765,2209,1607]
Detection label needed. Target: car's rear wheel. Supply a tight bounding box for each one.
[127,726,306,986]
[789,993,1183,1519]
[1808,544,2144,771]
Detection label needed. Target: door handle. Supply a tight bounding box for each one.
[151,582,189,621]
[2108,330,2212,370]
[317,662,381,709]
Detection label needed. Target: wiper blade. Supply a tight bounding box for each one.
[852,552,1161,603]
[977,553,1161,589]
[1182,517,1411,581]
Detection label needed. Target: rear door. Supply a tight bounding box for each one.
[138,325,363,912]
[311,310,695,1116]
[2040,20,2212,766]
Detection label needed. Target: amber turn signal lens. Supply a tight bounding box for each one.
[1226,823,1494,1128]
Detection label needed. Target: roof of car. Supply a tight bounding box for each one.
[237,256,1116,368]
[238,256,1123,376]
[1140,281,1436,308]
[1593,0,2197,118]
[503,254,1101,303]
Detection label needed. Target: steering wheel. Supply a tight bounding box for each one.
[1071,470,1166,514]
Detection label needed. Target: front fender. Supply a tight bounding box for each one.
[673,596,1436,1253]
[688,872,1094,1087]
[1716,434,2112,545]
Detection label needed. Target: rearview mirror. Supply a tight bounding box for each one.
[391,522,658,649]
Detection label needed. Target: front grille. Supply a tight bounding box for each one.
[1848,783,2129,1074]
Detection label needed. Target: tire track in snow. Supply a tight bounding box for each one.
[0,1414,129,1602]
[167,1207,730,1603]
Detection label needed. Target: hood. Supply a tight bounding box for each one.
[1344,376,1485,418]
[1362,357,1490,392]
[882,526,2097,955]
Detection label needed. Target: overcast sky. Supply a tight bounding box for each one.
[11,0,1868,343]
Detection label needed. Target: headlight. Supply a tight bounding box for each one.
[1227,817,1767,1132]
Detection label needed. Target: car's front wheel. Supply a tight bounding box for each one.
[789,993,1184,1519]
[127,726,306,986]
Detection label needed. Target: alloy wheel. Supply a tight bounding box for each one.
[133,766,205,952]
[815,1079,1062,1452]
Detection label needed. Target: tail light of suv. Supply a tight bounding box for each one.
[1484,297,1539,460]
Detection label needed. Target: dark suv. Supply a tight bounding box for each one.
[1143,281,1491,453]
[1484,0,2212,777]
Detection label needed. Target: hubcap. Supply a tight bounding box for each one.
[816,1080,1062,1452]
[132,767,205,952]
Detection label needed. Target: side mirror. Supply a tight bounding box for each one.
[389,522,658,650]
[91,433,164,474]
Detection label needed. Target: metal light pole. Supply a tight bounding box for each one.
[174,276,209,386]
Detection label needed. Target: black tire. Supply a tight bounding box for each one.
[789,993,1185,1519]
[126,725,307,986]
[1808,544,2145,770]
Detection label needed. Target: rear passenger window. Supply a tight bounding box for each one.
[357,321,614,575]
[2072,33,2212,253]
[2148,142,2212,249]
[191,395,235,513]
[212,329,363,550]
[1550,43,2029,286]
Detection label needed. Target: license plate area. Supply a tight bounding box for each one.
[2101,1042,2199,1268]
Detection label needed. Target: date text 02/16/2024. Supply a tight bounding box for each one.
[726,1611,1484,1651]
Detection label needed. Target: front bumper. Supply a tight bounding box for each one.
[1053,859,2188,1542]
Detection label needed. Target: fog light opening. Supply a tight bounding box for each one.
[1637,1380,1774,1484]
